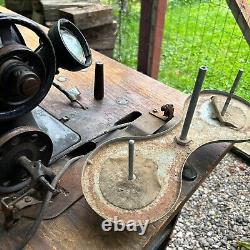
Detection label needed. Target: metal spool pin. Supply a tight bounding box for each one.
[221,69,243,116]
[176,66,208,145]
[94,62,104,100]
[128,139,135,180]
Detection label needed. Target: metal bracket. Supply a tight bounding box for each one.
[1,188,40,229]
[150,104,174,122]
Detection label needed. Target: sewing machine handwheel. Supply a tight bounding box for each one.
[0,14,56,121]
[0,127,53,192]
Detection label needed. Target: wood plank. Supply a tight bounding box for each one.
[40,0,100,22]
[81,22,117,50]
[40,50,185,143]
[59,4,113,30]
[81,21,117,41]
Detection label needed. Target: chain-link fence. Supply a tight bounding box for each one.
[102,0,249,101]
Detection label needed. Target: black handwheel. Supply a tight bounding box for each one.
[0,14,56,121]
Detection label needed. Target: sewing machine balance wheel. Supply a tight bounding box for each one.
[0,14,56,121]
[0,126,53,193]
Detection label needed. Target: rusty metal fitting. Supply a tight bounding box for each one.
[175,136,191,146]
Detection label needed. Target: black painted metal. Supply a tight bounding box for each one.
[0,13,56,121]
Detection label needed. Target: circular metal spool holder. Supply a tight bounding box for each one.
[82,90,250,225]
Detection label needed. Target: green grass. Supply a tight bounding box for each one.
[0,0,4,5]
[102,0,250,101]
[161,1,250,100]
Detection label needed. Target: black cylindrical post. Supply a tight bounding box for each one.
[94,62,104,100]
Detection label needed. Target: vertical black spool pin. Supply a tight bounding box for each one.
[94,62,104,100]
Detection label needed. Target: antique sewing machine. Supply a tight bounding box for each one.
[0,10,249,250]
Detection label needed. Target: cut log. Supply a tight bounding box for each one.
[40,0,100,22]
[81,21,117,51]
[81,21,117,41]
[46,20,117,52]
[59,4,113,29]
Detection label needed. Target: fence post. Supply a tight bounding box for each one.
[226,0,250,46]
[137,0,167,79]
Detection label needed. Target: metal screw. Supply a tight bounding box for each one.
[221,69,243,116]
[60,116,70,123]
[176,66,207,145]
[24,197,32,203]
[128,139,135,180]
[57,76,67,82]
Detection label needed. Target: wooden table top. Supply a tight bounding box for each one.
[0,7,231,250]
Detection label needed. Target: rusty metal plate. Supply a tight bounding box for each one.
[81,90,250,225]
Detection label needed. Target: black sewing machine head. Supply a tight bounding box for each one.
[0,13,91,195]
[0,14,91,122]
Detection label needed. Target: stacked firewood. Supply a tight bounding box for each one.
[5,0,117,57]
[60,4,117,57]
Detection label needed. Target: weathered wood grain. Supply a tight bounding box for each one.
[81,22,117,51]
[60,4,113,30]
[81,21,117,39]
[41,0,100,22]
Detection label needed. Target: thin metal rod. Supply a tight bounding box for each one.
[179,66,208,141]
[221,69,243,116]
[128,139,135,180]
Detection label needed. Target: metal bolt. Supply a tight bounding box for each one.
[182,162,197,181]
[57,76,67,82]
[24,197,32,203]
[19,74,41,97]
[128,139,135,180]
[221,69,243,116]
[176,66,207,145]
[60,116,70,123]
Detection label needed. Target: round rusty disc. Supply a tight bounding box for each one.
[99,155,161,210]
[81,91,250,225]
[82,138,182,225]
